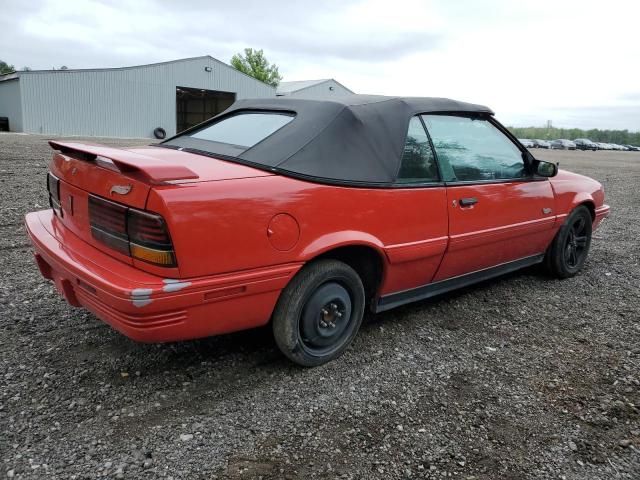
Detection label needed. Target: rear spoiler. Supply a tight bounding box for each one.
[48,141,199,183]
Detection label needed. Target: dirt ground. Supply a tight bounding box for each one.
[0,133,638,479]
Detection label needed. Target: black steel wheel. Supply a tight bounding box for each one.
[545,205,592,278]
[272,259,365,367]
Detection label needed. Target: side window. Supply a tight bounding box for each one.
[396,116,439,183]
[422,115,525,182]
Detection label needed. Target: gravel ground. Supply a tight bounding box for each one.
[1,133,639,479]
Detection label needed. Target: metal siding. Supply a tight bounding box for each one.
[286,80,353,99]
[20,57,275,138]
[0,79,23,131]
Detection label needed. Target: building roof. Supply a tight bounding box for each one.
[0,56,273,87]
[0,72,19,82]
[276,78,353,95]
[162,94,494,186]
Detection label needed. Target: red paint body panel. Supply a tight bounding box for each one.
[49,141,200,182]
[25,143,610,343]
[125,146,274,183]
[50,151,151,209]
[549,169,606,223]
[149,177,449,293]
[25,210,301,341]
[48,145,275,276]
[434,180,556,280]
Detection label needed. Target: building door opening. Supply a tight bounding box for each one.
[176,87,236,133]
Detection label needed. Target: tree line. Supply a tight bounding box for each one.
[1,60,67,74]
[508,126,640,146]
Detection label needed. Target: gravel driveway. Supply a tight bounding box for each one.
[1,133,638,479]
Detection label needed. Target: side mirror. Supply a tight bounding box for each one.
[534,159,558,177]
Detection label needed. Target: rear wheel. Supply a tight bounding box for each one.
[272,259,365,367]
[545,206,592,278]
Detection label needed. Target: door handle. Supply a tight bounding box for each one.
[459,197,478,207]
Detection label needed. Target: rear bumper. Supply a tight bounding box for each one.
[25,210,302,342]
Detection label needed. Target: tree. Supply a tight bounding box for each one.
[230,48,282,87]
[508,126,640,146]
[0,60,16,75]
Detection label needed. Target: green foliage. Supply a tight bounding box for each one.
[0,60,16,75]
[508,125,640,146]
[230,48,282,87]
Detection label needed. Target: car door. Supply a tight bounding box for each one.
[421,114,557,282]
[379,116,449,294]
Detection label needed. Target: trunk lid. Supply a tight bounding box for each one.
[47,141,272,264]
[50,141,274,186]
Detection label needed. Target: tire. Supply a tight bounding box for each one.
[545,205,593,278]
[153,127,166,139]
[272,259,366,367]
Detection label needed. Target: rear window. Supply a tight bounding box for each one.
[189,112,294,148]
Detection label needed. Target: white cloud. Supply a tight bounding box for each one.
[1,0,638,130]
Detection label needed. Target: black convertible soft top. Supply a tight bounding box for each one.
[163,95,494,186]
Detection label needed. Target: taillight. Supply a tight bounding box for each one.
[88,194,176,267]
[47,173,62,217]
[127,209,176,267]
[127,210,172,247]
[88,196,129,256]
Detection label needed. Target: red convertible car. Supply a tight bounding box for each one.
[25,96,609,366]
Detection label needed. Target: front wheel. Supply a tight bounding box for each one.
[272,259,366,367]
[545,205,593,278]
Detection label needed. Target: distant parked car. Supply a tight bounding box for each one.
[551,139,577,150]
[533,139,551,149]
[596,142,611,150]
[518,138,535,148]
[574,139,598,151]
[624,144,640,151]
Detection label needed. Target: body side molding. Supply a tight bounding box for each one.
[376,253,545,312]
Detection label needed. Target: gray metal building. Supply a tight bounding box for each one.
[276,79,353,98]
[0,56,275,138]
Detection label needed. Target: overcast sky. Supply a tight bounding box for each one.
[2,0,639,130]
